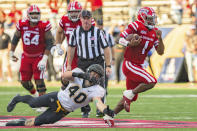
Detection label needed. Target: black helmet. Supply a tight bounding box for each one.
[87,64,104,77]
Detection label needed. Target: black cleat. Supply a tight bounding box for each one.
[7,94,20,112]
[82,112,90,118]
[96,112,104,117]
[6,118,26,126]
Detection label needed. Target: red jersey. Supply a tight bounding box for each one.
[59,14,95,42]
[120,21,159,64]
[16,19,51,57]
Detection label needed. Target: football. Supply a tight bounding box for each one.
[126,34,134,41]
[126,34,140,41]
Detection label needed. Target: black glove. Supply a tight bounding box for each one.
[89,76,98,85]
[103,106,114,118]
[72,72,90,80]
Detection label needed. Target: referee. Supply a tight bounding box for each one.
[67,10,112,118]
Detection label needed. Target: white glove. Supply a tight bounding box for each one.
[9,51,18,62]
[103,115,114,127]
[37,55,48,71]
[56,44,64,56]
[50,44,64,56]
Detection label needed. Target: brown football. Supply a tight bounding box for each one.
[126,34,134,41]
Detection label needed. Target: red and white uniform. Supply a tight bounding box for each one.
[59,15,95,72]
[16,19,51,80]
[120,21,158,99]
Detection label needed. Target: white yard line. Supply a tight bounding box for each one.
[1,91,197,98]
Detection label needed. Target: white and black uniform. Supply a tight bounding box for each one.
[58,68,105,112]
[14,68,105,126]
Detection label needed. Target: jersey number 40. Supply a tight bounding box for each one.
[69,86,87,103]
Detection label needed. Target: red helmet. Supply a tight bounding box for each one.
[67,1,82,22]
[27,5,41,23]
[137,7,157,29]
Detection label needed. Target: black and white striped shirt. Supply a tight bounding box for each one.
[69,26,109,59]
[103,30,115,47]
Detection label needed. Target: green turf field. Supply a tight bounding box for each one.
[0,82,197,130]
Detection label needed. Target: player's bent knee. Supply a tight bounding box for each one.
[21,81,34,91]
[147,83,156,89]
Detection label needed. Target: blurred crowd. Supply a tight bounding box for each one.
[0,0,197,82]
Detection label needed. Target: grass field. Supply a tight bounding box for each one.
[0,81,197,130]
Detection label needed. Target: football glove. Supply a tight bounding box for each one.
[37,55,48,71]
[103,106,115,118]
[103,115,114,127]
[50,44,64,56]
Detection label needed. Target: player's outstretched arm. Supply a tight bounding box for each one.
[93,97,115,127]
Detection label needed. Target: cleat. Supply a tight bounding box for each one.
[96,112,104,117]
[123,96,131,112]
[123,90,135,112]
[7,94,20,112]
[6,118,26,126]
[82,112,90,118]
[103,115,114,127]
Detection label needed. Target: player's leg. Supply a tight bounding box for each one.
[33,56,47,96]
[7,104,69,126]
[7,92,59,112]
[19,54,37,96]
[34,79,46,96]
[122,60,157,112]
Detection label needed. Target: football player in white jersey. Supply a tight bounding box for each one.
[6,64,115,127]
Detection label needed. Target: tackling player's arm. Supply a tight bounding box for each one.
[155,30,164,55]
[9,30,21,62]
[93,97,115,127]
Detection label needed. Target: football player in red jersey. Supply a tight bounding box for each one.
[9,5,53,97]
[51,1,95,72]
[114,7,165,114]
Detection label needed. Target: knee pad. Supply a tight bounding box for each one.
[35,80,46,93]
[21,81,34,91]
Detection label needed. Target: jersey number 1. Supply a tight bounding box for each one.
[69,86,87,103]
[142,41,149,54]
